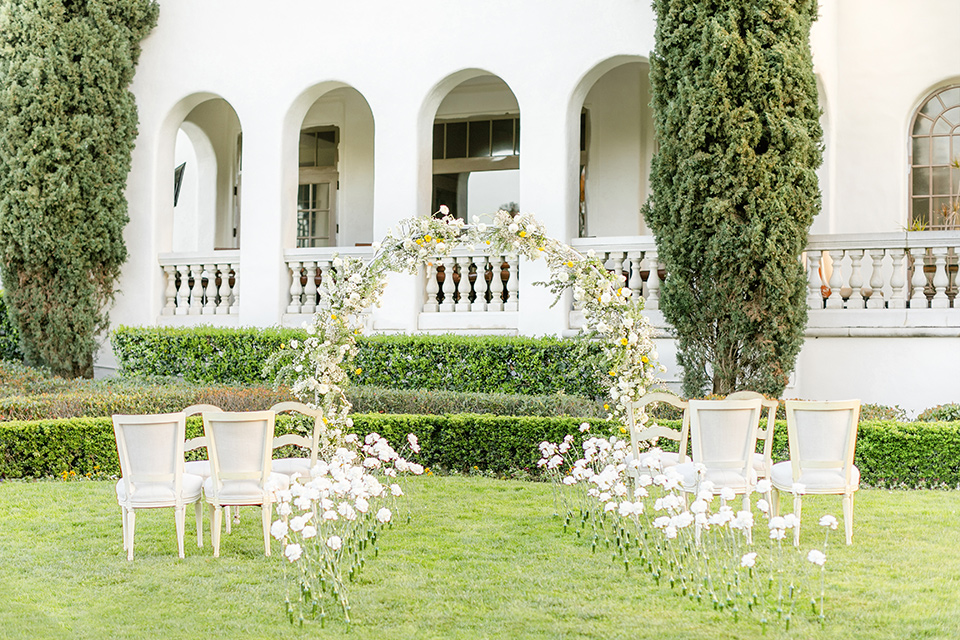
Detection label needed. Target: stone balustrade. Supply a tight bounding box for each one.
[283,246,377,315]
[422,249,519,313]
[804,231,959,311]
[159,252,240,316]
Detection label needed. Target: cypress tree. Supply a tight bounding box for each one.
[0,0,158,377]
[643,0,823,396]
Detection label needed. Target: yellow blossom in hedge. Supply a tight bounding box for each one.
[566,261,575,268]
[620,338,629,346]
[620,427,627,434]
[355,368,362,375]
[424,234,432,242]
[642,355,649,364]
[519,231,526,237]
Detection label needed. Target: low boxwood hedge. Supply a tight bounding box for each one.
[110,326,606,397]
[2,415,958,489]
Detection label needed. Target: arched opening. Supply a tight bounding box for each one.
[431,75,520,222]
[295,86,375,248]
[173,98,242,251]
[576,60,654,238]
[910,84,960,230]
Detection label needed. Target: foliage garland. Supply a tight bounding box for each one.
[270,210,663,429]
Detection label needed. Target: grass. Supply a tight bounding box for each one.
[0,476,958,639]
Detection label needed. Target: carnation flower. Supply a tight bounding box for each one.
[807,549,827,566]
[270,520,289,540]
[741,552,758,568]
[377,507,392,524]
[326,535,343,551]
[284,543,303,562]
[819,515,839,530]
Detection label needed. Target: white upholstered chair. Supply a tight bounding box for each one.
[202,410,290,557]
[269,401,324,480]
[182,403,222,481]
[113,412,203,560]
[770,399,861,545]
[725,391,779,481]
[626,393,690,476]
[675,398,763,511]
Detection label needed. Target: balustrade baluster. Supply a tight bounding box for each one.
[439,256,455,312]
[888,251,907,309]
[847,251,864,309]
[645,252,660,309]
[908,248,928,309]
[931,248,950,308]
[825,251,845,309]
[229,267,239,315]
[471,255,489,311]
[455,256,471,312]
[162,266,177,315]
[423,261,439,312]
[627,252,643,298]
[203,264,218,314]
[174,264,189,315]
[504,256,519,312]
[189,264,204,315]
[216,263,231,314]
[287,261,303,314]
[806,251,823,310]
[866,250,886,309]
[488,256,504,312]
[302,261,318,314]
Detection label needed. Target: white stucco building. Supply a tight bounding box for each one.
[112,0,960,413]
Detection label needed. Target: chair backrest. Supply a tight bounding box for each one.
[203,410,275,492]
[270,401,324,464]
[626,392,690,465]
[726,390,779,466]
[183,404,222,453]
[113,412,187,501]
[784,399,861,484]
[688,398,763,473]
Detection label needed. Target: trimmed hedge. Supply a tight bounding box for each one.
[2,414,959,489]
[0,414,615,479]
[111,326,606,397]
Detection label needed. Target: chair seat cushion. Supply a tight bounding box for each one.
[271,457,312,478]
[753,452,766,477]
[203,473,290,505]
[116,473,204,507]
[676,461,757,493]
[770,461,860,492]
[636,450,681,470]
[184,459,211,480]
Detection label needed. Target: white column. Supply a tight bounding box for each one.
[516,94,576,336]
[909,248,928,309]
[369,103,421,333]
[888,250,907,309]
[866,250,885,310]
[931,248,950,309]
[235,113,286,327]
[806,251,823,310]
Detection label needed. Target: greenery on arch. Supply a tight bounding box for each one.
[270,210,663,431]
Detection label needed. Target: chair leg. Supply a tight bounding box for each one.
[225,505,232,534]
[120,507,128,552]
[175,506,186,559]
[261,503,272,557]
[195,502,203,548]
[770,487,780,517]
[842,492,855,545]
[211,504,222,558]
[127,509,137,561]
[234,505,241,525]
[793,495,803,547]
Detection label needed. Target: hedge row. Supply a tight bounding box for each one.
[2,414,959,489]
[0,414,614,479]
[111,326,606,397]
[0,292,23,363]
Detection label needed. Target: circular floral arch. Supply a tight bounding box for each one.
[273,210,661,430]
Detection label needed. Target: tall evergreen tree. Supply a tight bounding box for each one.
[0,0,158,377]
[643,0,823,396]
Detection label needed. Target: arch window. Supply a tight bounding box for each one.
[911,86,960,229]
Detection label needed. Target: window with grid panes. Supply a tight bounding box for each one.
[911,86,960,229]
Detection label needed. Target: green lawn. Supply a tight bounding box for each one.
[0,477,957,639]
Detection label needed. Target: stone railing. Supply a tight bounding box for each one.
[283,246,377,315]
[422,249,519,313]
[804,231,959,311]
[568,236,662,309]
[159,251,240,316]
